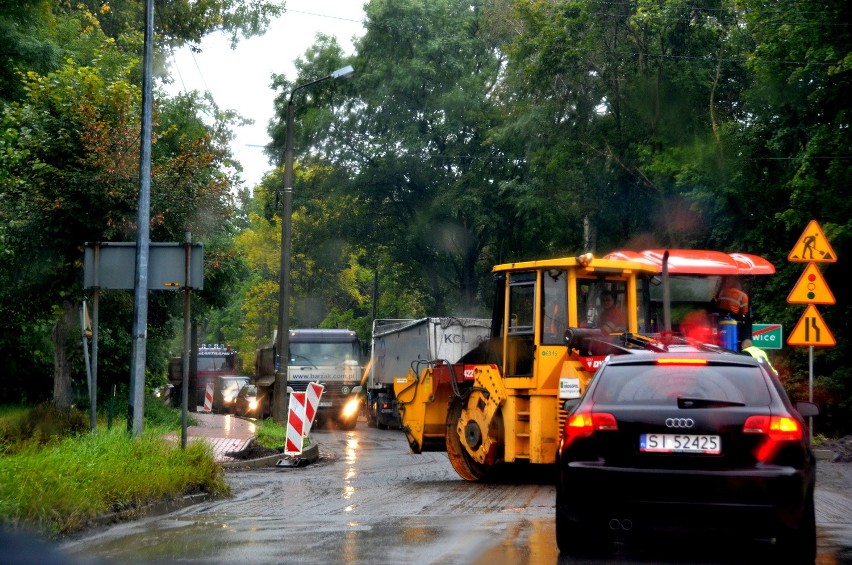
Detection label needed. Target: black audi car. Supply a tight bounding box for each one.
[555,351,818,562]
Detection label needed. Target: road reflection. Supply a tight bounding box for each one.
[466,520,851,564]
[343,432,359,511]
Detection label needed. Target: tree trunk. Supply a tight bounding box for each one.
[52,300,76,408]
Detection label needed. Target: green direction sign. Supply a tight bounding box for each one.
[752,323,783,350]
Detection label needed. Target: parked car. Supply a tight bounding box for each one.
[212,375,250,414]
[555,351,818,562]
[235,383,265,418]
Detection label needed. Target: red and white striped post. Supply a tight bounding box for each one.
[203,382,214,412]
[285,392,306,455]
[304,382,324,436]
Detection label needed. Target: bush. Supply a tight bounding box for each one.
[0,403,88,455]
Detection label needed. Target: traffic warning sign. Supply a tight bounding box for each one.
[788,220,837,263]
[787,263,836,305]
[787,305,836,347]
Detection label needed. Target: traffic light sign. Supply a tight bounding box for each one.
[787,263,835,305]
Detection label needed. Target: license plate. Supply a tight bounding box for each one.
[319,401,332,407]
[640,433,721,454]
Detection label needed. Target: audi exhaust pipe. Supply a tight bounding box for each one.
[608,518,633,531]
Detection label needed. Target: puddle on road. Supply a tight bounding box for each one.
[470,518,558,565]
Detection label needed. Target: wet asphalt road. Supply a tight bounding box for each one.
[59,424,852,565]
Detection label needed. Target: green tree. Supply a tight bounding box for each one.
[0,25,242,406]
[0,0,63,102]
[265,1,505,321]
[721,0,852,435]
[499,0,750,254]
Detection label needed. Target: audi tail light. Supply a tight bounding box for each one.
[743,415,803,441]
[562,410,618,449]
[743,414,804,462]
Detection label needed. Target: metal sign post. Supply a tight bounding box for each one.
[83,242,203,436]
[181,233,192,448]
[787,219,838,442]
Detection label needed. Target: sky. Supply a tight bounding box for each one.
[163,1,367,190]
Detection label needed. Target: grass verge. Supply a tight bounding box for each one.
[0,403,229,538]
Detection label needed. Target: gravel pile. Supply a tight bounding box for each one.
[817,435,852,463]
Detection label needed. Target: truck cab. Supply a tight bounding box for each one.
[287,329,363,430]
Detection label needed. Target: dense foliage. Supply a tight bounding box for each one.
[0,1,280,408]
[252,0,851,435]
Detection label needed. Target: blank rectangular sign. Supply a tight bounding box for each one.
[83,242,204,290]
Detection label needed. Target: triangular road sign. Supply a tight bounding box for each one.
[787,263,836,305]
[787,305,836,347]
[788,220,837,263]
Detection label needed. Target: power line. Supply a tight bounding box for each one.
[285,8,364,26]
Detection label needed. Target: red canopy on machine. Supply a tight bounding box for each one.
[603,249,775,276]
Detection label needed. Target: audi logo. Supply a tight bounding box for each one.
[665,418,695,429]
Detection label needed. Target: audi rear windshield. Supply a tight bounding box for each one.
[592,365,772,406]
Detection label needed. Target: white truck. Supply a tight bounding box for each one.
[365,318,491,429]
[254,328,363,428]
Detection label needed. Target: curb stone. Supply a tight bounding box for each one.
[80,492,213,532]
[222,441,320,470]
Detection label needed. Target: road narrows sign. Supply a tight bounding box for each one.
[787,263,836,305]
[787,305,836,347]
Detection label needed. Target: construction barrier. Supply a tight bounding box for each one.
[286,392,306,455]
[285,382,325,455]
[304,382,325,436]
[203,382,214,412]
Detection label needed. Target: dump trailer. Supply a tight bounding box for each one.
[367,318,491,429]
[393,254,663,481]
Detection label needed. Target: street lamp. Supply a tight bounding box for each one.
[274,64,355,421]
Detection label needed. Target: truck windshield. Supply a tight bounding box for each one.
[198,356,233,371]
[290,342,358,365]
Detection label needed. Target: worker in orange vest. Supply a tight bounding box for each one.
[716,277,749,319]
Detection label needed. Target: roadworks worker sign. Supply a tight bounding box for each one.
[788,220,837,263]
